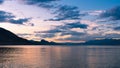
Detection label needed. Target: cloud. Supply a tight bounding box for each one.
[0,11,15,22]
[22,0,58,4]
[38,3,56,8]
[36,30,86,40]
[0,10,30,25]
[99,6,120,21]
[65,22,88,29]
[17,33,32,36]
[58,36,84,41]
[38,22,88,33]
[48,5,84,21]
[55,22,88,30]
[114,26,120,31]
[40,33,56,38]
[35,21,88,40]
[60,31,85,36]
[35,28,62,38]
[21,0,59,9]
[21,0,85,21]
[39,29,63,33]
[105,33,120,38]
[87,10,103,16]
[54,31,86,42]
[9,18,30,24]
[0,0,4,4]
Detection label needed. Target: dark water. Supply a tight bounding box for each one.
[0,46,120,68]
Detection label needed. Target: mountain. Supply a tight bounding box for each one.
[0,27,120,45]
[84,39,120,45]
[0,27,58,45]
[0,27,31,45]
[29,39,58,45]
[60,39,120,45]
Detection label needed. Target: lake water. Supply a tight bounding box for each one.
[0,45,120,68]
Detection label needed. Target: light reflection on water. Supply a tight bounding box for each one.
[0,46,120,68]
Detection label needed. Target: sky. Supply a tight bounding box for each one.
[0,0,120,43]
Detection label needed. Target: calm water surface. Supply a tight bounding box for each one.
[0,45,120,68]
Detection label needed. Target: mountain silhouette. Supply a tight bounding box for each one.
[0,27,120,45]
[84,39,120,45]
[0,27,31,45]
[0,27,57,45]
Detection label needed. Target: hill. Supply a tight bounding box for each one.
[84,39,120,45]
[0,27,58,45]
[0,27,31,45]
[0,27,120,45]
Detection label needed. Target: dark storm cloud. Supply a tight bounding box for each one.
[100,6,120,21]
[48,5,84,21]
[9,18,30,24]
[114,26,120,31]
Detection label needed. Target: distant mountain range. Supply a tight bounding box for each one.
[0,27,120,45]
[84,39,120,45]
